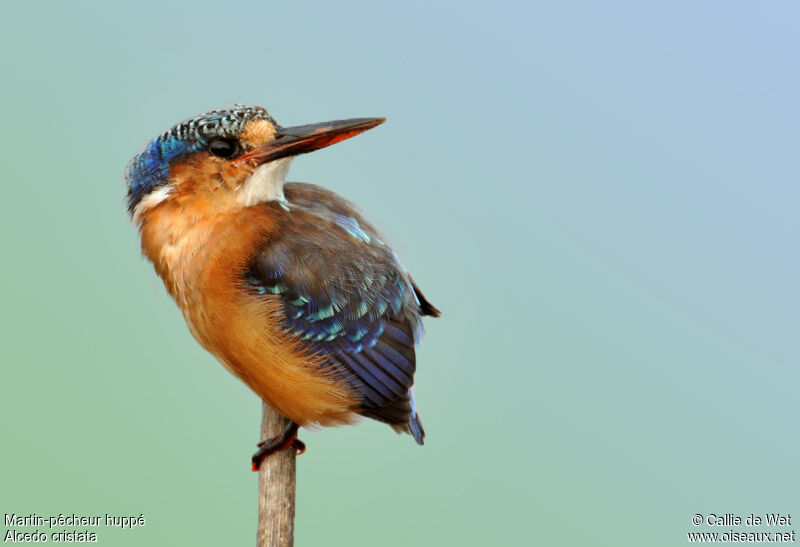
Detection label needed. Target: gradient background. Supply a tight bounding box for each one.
[1,1,798,545]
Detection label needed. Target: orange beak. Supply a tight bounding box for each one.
[234,117,385,165]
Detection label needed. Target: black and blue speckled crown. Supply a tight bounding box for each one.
[159,105,277,145]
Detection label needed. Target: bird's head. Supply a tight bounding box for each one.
[125,105,384,224]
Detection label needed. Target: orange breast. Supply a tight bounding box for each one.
[139,199,359,427]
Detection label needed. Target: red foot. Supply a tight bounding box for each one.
[251,424,305,471]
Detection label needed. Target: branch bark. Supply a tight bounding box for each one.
[256,403,296,547]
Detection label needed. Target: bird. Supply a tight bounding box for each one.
[125,105,440,469]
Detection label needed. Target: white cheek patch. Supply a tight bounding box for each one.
[132,185,173,225]
[237,157,293,206]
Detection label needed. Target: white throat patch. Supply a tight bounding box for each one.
[237,157,293,206]
[132,185,173,225]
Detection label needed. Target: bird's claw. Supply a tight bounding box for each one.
[251,421,304,471]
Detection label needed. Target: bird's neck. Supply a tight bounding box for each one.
[137,198,274,311]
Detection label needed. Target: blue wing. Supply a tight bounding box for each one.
[243,183,439,441]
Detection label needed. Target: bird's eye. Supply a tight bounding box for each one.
[208,138,240,159]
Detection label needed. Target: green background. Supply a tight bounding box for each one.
[1,1,797,545]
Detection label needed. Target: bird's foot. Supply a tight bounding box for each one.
[251,421,305,471]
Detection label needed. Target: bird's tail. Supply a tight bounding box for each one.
[408,412,425,445]
[386,392,425,444]
[407,392,425,445]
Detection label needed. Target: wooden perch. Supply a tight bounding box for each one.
[256,403,297,547]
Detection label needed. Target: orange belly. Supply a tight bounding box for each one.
[139,201,359,427]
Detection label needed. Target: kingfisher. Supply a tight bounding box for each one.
[125,105,440,470]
